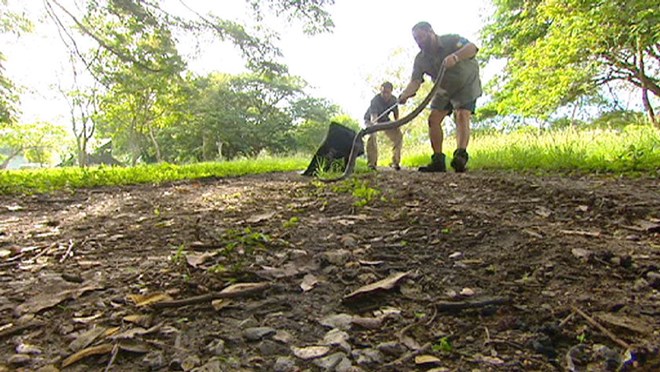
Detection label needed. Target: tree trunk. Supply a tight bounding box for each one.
[148,126,162,162]
[0,148,24,169]
[637,39,658,128]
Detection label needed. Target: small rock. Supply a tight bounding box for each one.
[273,330,294,344]
[460,287,475,297]
[273,356,296,372]
[323,249,351,266]
[8,354,30,366]
[243,327,276,341]
[143,351,166,369]
[259,340,288,356]
[335,357,355,372]
[377,341,406,356]
[16,343,41,355]
[633,278,649,291]
[449,252,462,259]
[207,339,225,356]
[647,272,660,288]
[191,358,223,372]
[182,355,201,371]
[322,328,351,352]
[352,348,384,365]
[320,313,353,330]
[313,352,347,370]
[291,345,331,360]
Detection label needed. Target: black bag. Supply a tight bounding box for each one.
[302,122,364,177]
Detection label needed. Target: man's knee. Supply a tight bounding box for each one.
[454,109,472,124]
[428,110,447,127]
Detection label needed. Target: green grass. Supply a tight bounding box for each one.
[0,155,309,195]
[402,125,659,173]
[1,126,657,195]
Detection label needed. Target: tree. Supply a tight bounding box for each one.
[0,0,32,127]
[0,121,67,168]
[481,0,659,126]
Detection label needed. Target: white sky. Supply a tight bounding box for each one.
[2,0,494,127]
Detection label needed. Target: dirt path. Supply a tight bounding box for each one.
[1,170,658,371]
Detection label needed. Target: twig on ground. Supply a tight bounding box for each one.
[559,311,575,328]
[60,239,75,263]
[435,296,510,312]
[384,342,432,367]
[104,343,120,372]
[0,321,44,339]
[572,306,631,349]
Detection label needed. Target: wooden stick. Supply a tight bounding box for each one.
[60,239,75,263]
[0,321,44,339]
[435,296,510,312]
[384,342,432,367]
[572,306,631,349]
[152,283,270,309]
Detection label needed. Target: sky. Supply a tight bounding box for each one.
[2,0,494,128]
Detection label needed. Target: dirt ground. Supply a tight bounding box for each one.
[0,169,658,372]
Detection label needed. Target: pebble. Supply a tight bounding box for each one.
[243,327,276,341]
[314,352,347,370]
[273,356,296,372]
[8,354,30,366]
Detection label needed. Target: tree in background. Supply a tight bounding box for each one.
[0,121,67,168]
[481,0,659,127]
[0,0,32,127]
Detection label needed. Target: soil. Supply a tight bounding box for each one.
[0,169,658,372]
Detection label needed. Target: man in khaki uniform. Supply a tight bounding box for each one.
[398,21,482,172]
[364,81,402,170]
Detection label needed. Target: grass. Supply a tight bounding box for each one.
[0,155,309,195]
[402,125,660,173]
[1,125,657,195]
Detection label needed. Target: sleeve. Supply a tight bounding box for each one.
[411,53,425,82]
[441,34,472,53]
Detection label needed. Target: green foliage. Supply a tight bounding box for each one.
[330,177,382,207]
[432,337,453,353]
[0,0,33,126]
[405,124,660,173]
[0,155,309,195]
[0,121,67,168]
[481,0,660,118]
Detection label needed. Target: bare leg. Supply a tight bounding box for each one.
[429,109,449,154]
[455,109,471,149]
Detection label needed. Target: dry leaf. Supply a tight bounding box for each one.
[211,299,233,311]
[16,283,104,316]
[300,274,318,292]
[186,252,216,268]
[596,313,652,334]
[415,355,441,365]
[128,293,173,307]
[123,315,152,328]
[219,282,270,297]
[61,343,114,368]
[343,272,409,300]
[118,339,150,353]
[247,211,276,223]
[69,327,107,352]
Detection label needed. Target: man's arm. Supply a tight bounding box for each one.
[398,79,422,104]
[444,42,478,69]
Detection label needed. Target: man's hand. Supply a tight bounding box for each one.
[398,92,416,104]
[443,53,460,69]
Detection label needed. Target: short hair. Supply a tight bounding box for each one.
[412,21,433,32]
[381,81,393,90]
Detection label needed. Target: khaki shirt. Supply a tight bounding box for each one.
[412,34,482,108]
